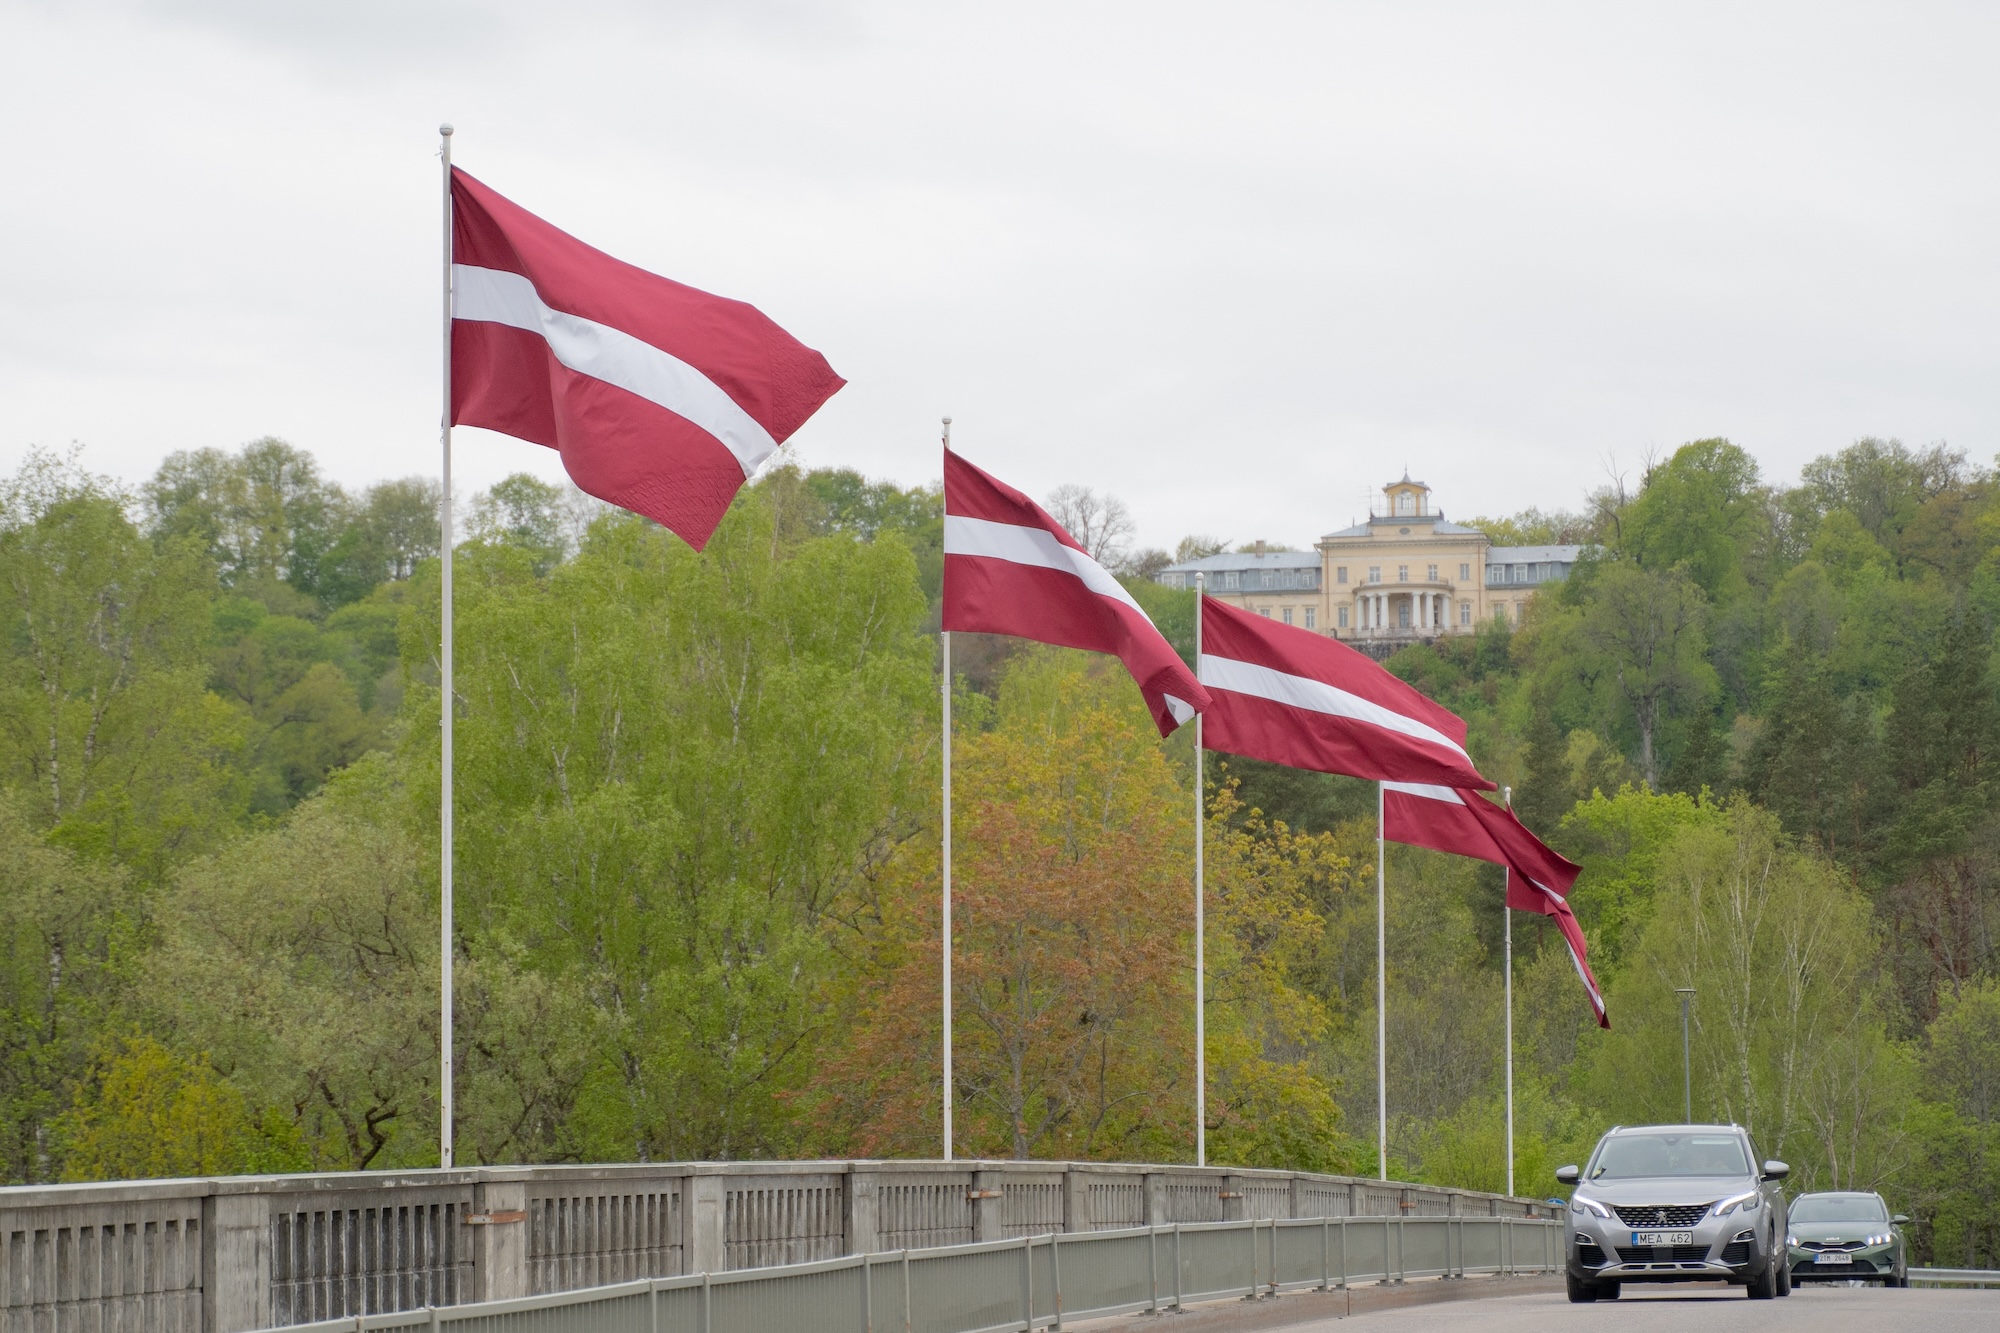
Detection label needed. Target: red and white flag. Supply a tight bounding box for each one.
[1197,596,1493,791]
[450,169,846,550]
[1382,782,1608,1028]
[943,449,1209,736]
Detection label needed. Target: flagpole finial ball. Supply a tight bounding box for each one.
[942,416,951,426]
[440,123,454,137]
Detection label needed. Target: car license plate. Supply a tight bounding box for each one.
[1632,1230,1693,1246]
[1813,1252,1853,1265]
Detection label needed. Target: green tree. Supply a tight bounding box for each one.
[0,795,128,1183]
[144,438,346,600]
[0,452,248,876]
[316,477,441,607]
[1912,980,2000,1265]
[145,759,441,1169]
[58,1035,307,1180]
[1746,632,1879,859]
[418,478,935,1161]
[466,473,566,575]
[1572,562,1715,786]
[1618,438,1769,602]
[1579,801,1906,1192]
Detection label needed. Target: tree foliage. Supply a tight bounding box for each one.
[10,433,2000,1262]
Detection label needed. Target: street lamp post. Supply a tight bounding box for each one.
[1674,987,1696,1122]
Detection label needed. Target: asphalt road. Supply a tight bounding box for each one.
[1284,1282,2000,1331]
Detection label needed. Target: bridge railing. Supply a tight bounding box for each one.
[273,1214,1566,1333]
[0,1160,1560,1332]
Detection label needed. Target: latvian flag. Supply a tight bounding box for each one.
[943,449,1209,736]
[449,169,846,550]
[1383,783,1608,1028]
[1197,596,1492,791]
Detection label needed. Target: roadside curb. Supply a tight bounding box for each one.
[1065,1273,1565,1330]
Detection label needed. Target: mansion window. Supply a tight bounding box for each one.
[1459,563,1470,581]
[1282,607,1294,625]
[1336,566,1348,584]
[1427,564,1438,581]
[1305,607,1317,629]
[1458,601,1471,626]
[1395,491,1415,515]
[1397,564,1408,582]
[1368,566,1381,583]
[1259,607,1272,617]
[1337,606,1349,628]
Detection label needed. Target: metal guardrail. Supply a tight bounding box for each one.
[1909,1268,2000,1288]
[272,1214,1563,1333]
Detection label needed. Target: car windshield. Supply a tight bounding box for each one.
[1789,1196,1888,1224]
[1588,1133,1749,1179]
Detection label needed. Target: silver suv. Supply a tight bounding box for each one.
[1557,1124,1791,1302]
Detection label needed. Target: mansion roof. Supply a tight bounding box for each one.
[1160,549,1321,575]
[1321,517,1485,539]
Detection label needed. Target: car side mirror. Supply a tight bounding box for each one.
[1555,1165,1580,1185]
[1893,1214,1909,1225]
[1761,1160,1789,1181]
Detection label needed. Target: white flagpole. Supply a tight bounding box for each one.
[1193,575,1206,1167]
[940,416,953,1163]
[437,122,456,1171]
[1503,785,1514,1199]
[1377,779,1387,1181]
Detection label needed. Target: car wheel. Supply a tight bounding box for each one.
[1778,1260,1792,1296]
[1566,1271,1599,1303]
[1747,1250,1778,1299]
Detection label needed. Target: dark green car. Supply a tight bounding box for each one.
[1786,1191,1908,1286]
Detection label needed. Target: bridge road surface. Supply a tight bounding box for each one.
[1276,1282,2000,1331]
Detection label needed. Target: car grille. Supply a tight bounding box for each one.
[1613,1203,1712,1228]
[1616,1244,1710,1263]
[1721,1240,1750,1264]
[1800,1241,1862,1251]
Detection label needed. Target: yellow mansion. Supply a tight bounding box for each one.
[1155,476,1581,648]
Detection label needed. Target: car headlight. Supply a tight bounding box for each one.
[1572,1196,1613,1219]
[1865,1233,1892,1247]
[1713,1190,1761,1217]
[1786,1234,1798,1247]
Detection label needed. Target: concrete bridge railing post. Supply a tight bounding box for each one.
[846,1166,881,1254]
[1061,1167,1090,1232]
[971,1168,1006,1242]
[467,1178,528,1303]
[202,1190,269,1333]
[688,1171,726,1273]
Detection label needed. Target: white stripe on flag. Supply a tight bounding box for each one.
[1200,655,1475,761]
[1565,939,1606,1015]
[1382,781,1465,804]
[942,516,1153,619]
[452,264,778,476]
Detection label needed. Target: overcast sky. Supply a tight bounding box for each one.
[3,1,1993,551]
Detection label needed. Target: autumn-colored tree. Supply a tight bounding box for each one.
[807,649,1350,1168]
